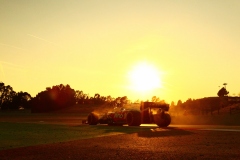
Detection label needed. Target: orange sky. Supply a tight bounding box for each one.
[1,0,240,103]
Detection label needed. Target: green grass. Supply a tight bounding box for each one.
[0,122,150,150]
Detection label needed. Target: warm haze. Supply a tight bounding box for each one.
[1,0,240,103]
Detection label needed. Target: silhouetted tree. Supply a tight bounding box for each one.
[10,92,32,109]
[134,99,140,103]
[75,90,84,104]
[152,96,160,102]
[217,87,229,97]
[93,93,102,105]
[31,84,75,113]
[0,83,16,110]
[120,96,128,107]
[170,101,175,112]
[115,97,121,107]
[175,100,183,115]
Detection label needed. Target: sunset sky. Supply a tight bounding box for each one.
[1,0,240,103]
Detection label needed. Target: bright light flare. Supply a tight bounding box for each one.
[128,62,162,92]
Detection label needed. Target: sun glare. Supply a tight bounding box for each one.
[128,62,162,92]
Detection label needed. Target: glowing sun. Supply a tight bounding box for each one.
[128,62,162,92]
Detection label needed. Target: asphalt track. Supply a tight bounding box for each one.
[1,124,240,160]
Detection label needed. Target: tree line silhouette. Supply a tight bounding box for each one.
[0,82,129,113]
[171,86,239,115]
[1,81,238,114]
[0,82,31,110]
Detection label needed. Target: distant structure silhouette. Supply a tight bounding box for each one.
[217,87,229,97]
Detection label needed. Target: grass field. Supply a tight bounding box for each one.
[0,121,153,150]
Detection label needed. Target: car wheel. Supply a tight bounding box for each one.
[154,113,171,127]
[126,111,141,126]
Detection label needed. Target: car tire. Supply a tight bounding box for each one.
[126,111,141,126]
[154,113,171,127]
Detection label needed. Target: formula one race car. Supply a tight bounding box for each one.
[86,102,171,127]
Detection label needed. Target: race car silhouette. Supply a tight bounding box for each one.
[86,102,171,127]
